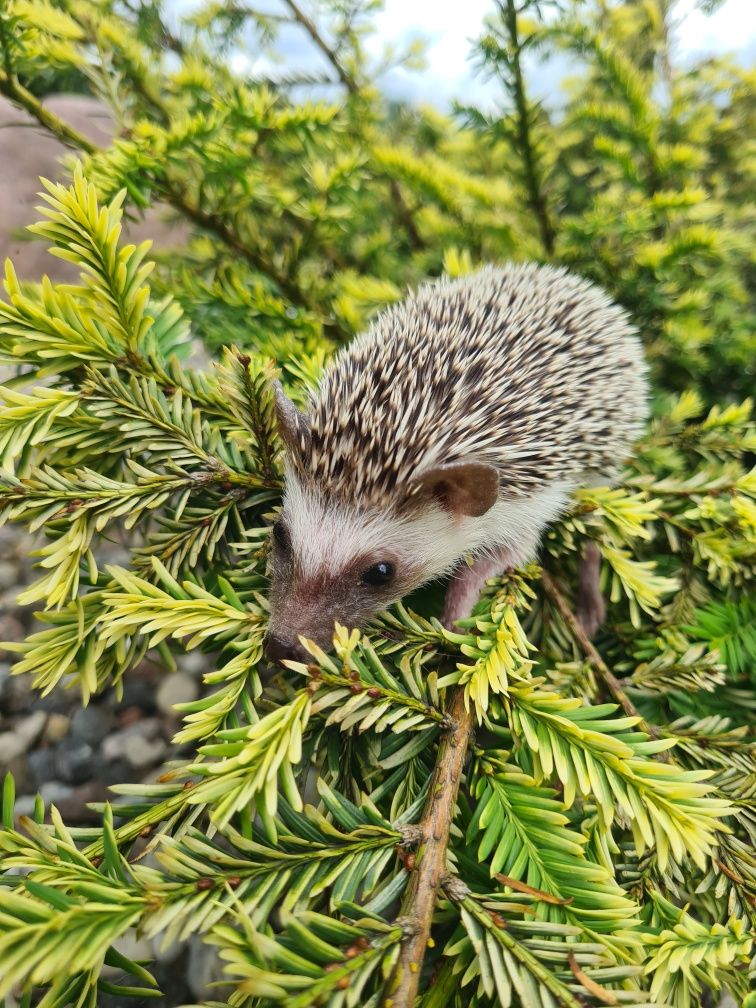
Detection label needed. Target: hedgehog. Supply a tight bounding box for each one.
[264,262,647,663]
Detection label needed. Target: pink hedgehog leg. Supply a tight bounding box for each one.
[441,540,606,639]
[441,546,524,629]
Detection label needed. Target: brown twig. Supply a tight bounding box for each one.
[282,0,359,95]
[0,74,98,154]
[540,569,666,752]
[497,0,556,257]
[0,58,349,340]
[386,686,474,1007]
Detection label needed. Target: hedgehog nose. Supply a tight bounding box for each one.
[264,633,308,665]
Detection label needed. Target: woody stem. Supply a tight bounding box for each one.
[386,685,474,1006]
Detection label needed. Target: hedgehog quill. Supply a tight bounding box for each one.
[265,263,647,662]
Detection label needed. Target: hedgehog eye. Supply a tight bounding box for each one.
[361,561,395,587]
[271,519,290,553]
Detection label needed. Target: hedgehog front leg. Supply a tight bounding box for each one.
[441,547,524,629]
[442,541,606,638]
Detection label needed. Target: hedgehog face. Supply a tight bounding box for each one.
[265,481,430,661]
[263,471,501,662]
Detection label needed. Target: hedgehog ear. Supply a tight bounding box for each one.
[273,380,310,455]
[414,461,499,518]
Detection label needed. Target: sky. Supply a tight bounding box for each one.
[365,0,756,107]
[210,0,756,109]
[360,0,756,106]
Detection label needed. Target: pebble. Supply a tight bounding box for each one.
[117,705,144,728]
[13,793,41,818]
[0,615,25,661]
[28,747,60,786]
[55,780,109,823]
[56,738,96,785]
[70,705,113,747]
[0,730,26,765]
[180,650,208,677]
[17,710,47,746]
[0,661,33,713]
[123,734,167,770]
[93,757,132,786]
[0,710,46,764]
[157,672,199,715]
[34,686,76,714]
[151,934,186,965]
[116,679,158,715]
[186,936,228,1000]
[43,712,70,744]
[14,781,75,818]
[39,780,75,805]
[5,754,30,794]
[0,560,19,590]
[102,718,163,762]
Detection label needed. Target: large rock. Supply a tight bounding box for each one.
[0,93,187,281]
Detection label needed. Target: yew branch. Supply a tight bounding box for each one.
[386,686,474,1007]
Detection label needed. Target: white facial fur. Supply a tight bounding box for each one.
[281,464,573,603]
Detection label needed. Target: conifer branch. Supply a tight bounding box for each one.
[540,568,662,740]
[0,74,98,154]
[387,686,474,1008]
[496,0,556,256]
[0,60,347,338]
[282,0,359,95]
[388,178,426,250]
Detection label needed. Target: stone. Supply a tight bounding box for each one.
[115,679,158,715]
[5,754,30,795]
[116,705,144,728]
[122,734,167,770]
[16,710,47,747]
[0,94,188,284]
[0,561,19,591]
[0,661,33,712]
[0,710,46,763]
[28,747,60,787]
[39,780,75,805]
[13,794,41,818]
[186,936,229,1000]
[0,730,26,765]
[180,650,209,676]
[43,712,70,744]
[151,934,186,965]
[94,757,132,787]
[0,616,26,662]
[54,780,110,823]
[0,662,9,706]
[70,705,113,747]
[102,718,163,762]
[56,738,96,785]
[156,672,199,715]
[34,686,75,714]
[153,953,192,1006]
[13,781,75,819]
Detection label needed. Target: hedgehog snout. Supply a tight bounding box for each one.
[264,631,310,665]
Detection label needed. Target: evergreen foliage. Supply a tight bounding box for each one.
[0,2,753,1006]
